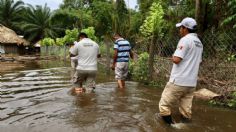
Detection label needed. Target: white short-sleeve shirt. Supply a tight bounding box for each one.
[70,38,100,70]
[169,33,203,87]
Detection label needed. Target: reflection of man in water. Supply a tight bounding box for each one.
[158,17,203,125]
[70,32,101,94]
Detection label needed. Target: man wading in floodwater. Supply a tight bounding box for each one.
[70,32,101,94]
[158,17,203,125]
[111,33,134,89]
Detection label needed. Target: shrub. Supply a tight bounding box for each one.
[129,52,149,83]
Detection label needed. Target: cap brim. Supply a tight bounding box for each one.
[176,23,182,28]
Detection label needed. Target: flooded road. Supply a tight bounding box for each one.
[1,61,236,132]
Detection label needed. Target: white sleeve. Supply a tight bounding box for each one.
[97,44,100,55]
[114,42,118,49]
[173,38,189,59]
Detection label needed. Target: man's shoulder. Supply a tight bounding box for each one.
[179,34,197,44]
[116,39,130,45]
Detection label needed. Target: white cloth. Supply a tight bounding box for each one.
[169,33,203,87]
[0,45,5,54]
[70,38,100,71]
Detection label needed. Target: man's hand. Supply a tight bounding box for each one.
[111,63,115,70]
[172,56,182,64]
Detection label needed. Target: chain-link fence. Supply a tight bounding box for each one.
[40,45,70,60]
[39,30,236,93]
[134,30,236,93]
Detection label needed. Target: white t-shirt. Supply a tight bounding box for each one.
[70,38,100,71]
[169,33,203,87]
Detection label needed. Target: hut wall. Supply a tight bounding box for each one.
[0,44,19,54]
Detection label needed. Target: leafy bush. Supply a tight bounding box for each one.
[139,2,165,37]
[56,38,66,46]
[63,28,78,45]
[227,54,236,62]
[41,38,55,46]
[129,52,149,83]
[209,91,236,109]
[81,27,97,42]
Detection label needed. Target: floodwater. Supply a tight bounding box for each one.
[1,60,236,132]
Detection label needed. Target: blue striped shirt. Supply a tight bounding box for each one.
[114,38,131,62]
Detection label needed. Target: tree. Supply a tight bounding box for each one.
[50,9,78,32]
[0,0,24,29]
[222,0,236,28]
[91,1,113,36]
[140,2,165,80]
[113,0,129,37]
[60,0,81,9]
[137,0,155,18]
[21,4,60,42]
[60,0,95,9]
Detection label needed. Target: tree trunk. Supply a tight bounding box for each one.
[195,0,201,23]
[195,0,203,34]
[148,35,155,80]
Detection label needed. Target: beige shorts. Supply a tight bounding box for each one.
[72,70,97,89]
[115,62,129,80]
[159,82,196,119]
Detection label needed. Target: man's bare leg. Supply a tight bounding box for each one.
[117,80,125,89]
[121,80,125,88]
[117,80,124,88]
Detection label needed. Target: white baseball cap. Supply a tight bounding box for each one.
[176,17,197,30]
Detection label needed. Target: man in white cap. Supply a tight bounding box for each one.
[158,17,203,125]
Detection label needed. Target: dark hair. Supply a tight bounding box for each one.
[181,25,197,33]
[187,25,197,33]
[113,32,122,37]
[78,32,88,38]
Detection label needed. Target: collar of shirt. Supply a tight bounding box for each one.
[186,33,198,37]
[115,38,124,42]
[82,38,91,41]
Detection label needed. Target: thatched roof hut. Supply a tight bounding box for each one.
[0,24,29,46]
[0,24,29,54]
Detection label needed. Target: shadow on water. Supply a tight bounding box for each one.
[1,60,236,132]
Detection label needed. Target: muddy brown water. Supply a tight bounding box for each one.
[1,61,236,132]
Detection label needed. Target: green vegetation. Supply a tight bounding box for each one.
[1,0,235,43]
[129,52,149,83]
[139,2,165,37]
[0,0,24,30]
[210,92,236,109]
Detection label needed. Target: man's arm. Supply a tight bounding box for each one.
[97,54,101,58]
[172,56,182,64]
[69,44,78,57]
[70,53,77,57]
[130,50,134,59]
[111,49,118,70]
